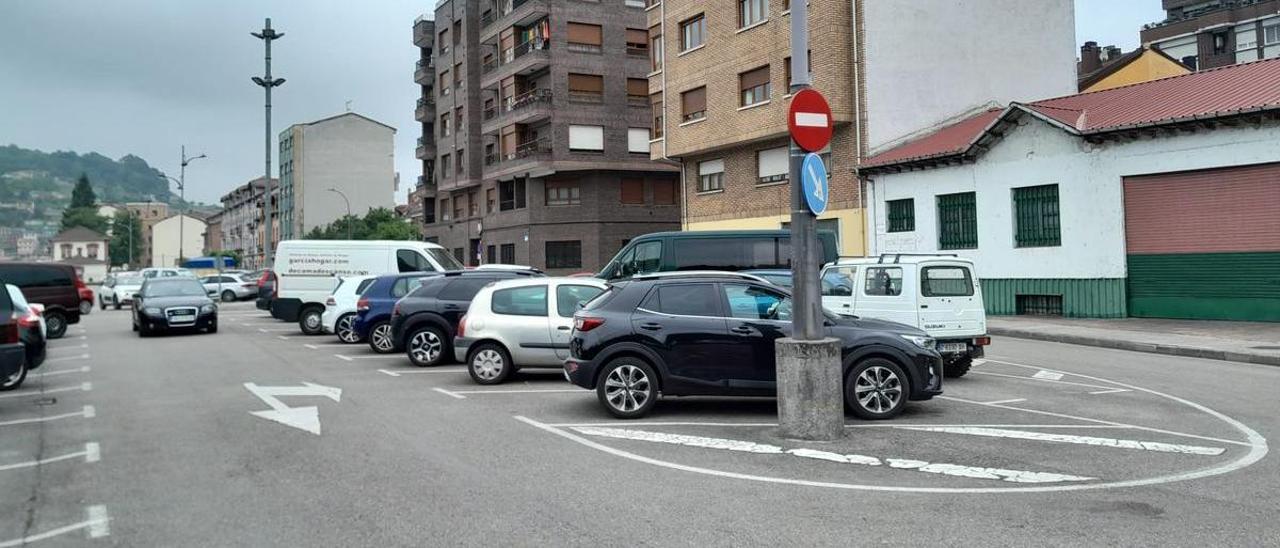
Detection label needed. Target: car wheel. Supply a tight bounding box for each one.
[596,358,659,419]
[79,301,92,315]
[207,321,218,334]
[113,296,121,310]
[298,306,324,335]
[221,290,237,303]
[367,322,396,354]
[0,360,26,391]
[944,357,972,378]
[406,326,447,367]
[467,343,512,385]
[845,358,909,420]
[335,314,360,344]
[99,298,106,311]
[138,321,151,338]
[45,312,67,339]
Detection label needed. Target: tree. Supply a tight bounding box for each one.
[300,208,420,241]
[69,173,97,208]
[108,211,143,267]
[61,207,109,234]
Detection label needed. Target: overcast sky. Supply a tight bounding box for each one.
[0,0,1164,205]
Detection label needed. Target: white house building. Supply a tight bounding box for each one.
[859,58,1280,322]
[52,226,109,283]
[150,214,207,268]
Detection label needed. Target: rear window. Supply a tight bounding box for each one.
[0,265,72,288]
[392,277,430,298]
[921,266,974,297]
[672,237,787,271]
[355,278,376,295]
[580,286,617,312]
[438,277,495,301]
[491,285,548,316]
[556,284,605,318]
[643,283,720,317]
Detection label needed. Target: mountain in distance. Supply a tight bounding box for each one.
[0,144,176,207]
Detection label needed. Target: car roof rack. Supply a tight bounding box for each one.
[439,268,542,277]
[631,271,770,283]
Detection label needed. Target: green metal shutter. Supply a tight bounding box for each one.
[886,199,914,232]
[937,192,977,249]
[1013,184,1061,247]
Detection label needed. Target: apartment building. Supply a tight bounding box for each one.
[219,177,279,269]
[1142,0,1280,70]
[278,112,397,240]
[412,14,439,238]
[415,0,680,274]
[648,0,1076,255]
[123,201,169,268]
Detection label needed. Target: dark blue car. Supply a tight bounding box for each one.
[354,273,439,353]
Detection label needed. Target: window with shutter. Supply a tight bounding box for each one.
[697,159,724,192]
[627,78,648,99]
[739,65,770,106]
[937,192,977,249]
[756,146,787,184]
[546,241,583,269]
[1013,184,1061,247]
[568,73,604,103]
[653,180,676,205]
[567,22,603,52]
[649,26,663,71]
[621,179,645,204]
[681,86,706,122]
[568,125,604,151]
[886,199,914,232]
[628,128,650,153]
[652,95,664,138]
[627,28,648,55]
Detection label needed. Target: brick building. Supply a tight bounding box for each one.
[123,201,169,268]
[414,0,680,274]
[218,178,279,269]
[1142,0,1280,71]
[648,0,1076,255]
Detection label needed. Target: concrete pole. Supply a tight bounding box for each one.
[775,0,844,441]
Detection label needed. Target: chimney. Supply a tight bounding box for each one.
[1080,41,1102,74]
[1104,45,1122,61]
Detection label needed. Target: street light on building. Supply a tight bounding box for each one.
[327,188,352,240]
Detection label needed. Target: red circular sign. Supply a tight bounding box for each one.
[787,89,834,152]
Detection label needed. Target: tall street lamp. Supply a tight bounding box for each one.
[253,18,285,267]
[160,146,206,267]
[328,188,352,240]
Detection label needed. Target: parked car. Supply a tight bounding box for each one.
[322,275,377,344]
[78,284,94,315]
[139,267,197,279]
[255,269,276,311]
[596,230,840,281]
[563,272,944,419]
[0,283,29,391]
[391,269,543,366]
[200,274,257,302]
[351,273,443,352]
[0,262,83,339]
[101,273,144,310]
[272,240,464,334]
[741,269,794,288]
[2,284,46,390]
[131,278,219,336]
[455,277,607,384]
[821,254,989,377]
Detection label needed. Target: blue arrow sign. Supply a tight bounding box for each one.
[800,153,828,215]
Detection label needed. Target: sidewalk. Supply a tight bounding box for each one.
[987,316,1280,367]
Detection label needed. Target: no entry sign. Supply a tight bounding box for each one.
[787,89,833,152]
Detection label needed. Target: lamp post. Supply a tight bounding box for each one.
[328,188,352,240]
[252,18,285,267]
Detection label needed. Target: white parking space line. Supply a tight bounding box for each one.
[44,354,90,363]
[48,343,89,349]
[452,388,583,395]
[971,370,1128,393]
[1032,370,1064,380]
[1089,388,1129,395]
[0,442,100,472]
[335,354,405,361]
[979,398,1027,405]
[305,343,354,348]
[257,328,297,332]
[433,387,466,399]
[899,426,1226,455]
[37,366,91,377]
[0,505,111,548]
[239,323,286,327]
[0,382,91,400]
[545,420,1142,429]
[378,368,465,376]
[0,406,95,428]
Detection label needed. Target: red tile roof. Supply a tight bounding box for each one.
[862,57,1280,170]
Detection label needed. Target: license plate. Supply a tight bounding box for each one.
[938,342,968,353]
[171,315,195,323]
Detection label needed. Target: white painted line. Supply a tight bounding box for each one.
[1089,388,1129,395]
[0,442,100,472]
[84,405,96,418]
[378,368,465,376]
[0,505,111,548]
[44,354,90,363]
[979,398,1027,405]
[305,343,355,349]
[970,359,987,366]
[0,382,91,400]
[451,388,582,395]
[971,370,1127,392]
[794,112,829,127]
[899,426,1225,455]
[276,335,310,340]
[378,369,401,377]
[87,505,110,538]
[335,354,353,362]
[334,354,405,360]
[433,387,466,399]
[38,366,91,377]
[48,343,89,349]
[544,420,1140,429]
[1032,370,1064,381]
[0,406,95,427]
[240,323,286,327]
[258,328,297,332]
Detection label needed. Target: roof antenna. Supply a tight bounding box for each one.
[345,100,352,112]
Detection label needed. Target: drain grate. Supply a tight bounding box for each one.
[33,397,57,406]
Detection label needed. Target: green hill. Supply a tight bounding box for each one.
[0,144,175,206]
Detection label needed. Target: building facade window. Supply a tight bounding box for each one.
[453,196,463,220]
[651,96,664,137]
[626,28,648,56]
[568,125,605,151]
[1266,20,1280,45]
[568,73,604,103]
[486,188,496,213]
[545,241,583,269]
[649,26,663,71]
[468,189,478,216]
[453,62,463,89]
[567,22,604,53]
[756,146,787,184]
[499,179,527,211]
[698,159,725,192]
[739,65,770,106]
[679,14,705,51]
[440,198,451,221]
[424,197,436,224]
[545,182,581,205]
[500,243,516,264]
[739,0,767,28]
[457,149,465,175]
[653,180,676,205]
[628,128,650,153]
[453,248,465,263]
[937,192,977,250]
[1013,184,1061,247]
[439,70,450,95]
[681,86,706,122]
[627,78,649,105]
[440,114,451,137]
[440,153,451,179]
[621,178,645,204]
[886,198,914,232]
[783,53,812,88]
[486,245,496,264]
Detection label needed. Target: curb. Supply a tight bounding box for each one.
[988,327,1280,368]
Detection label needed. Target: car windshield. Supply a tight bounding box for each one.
[427,248,465,271]
[143,280,207,298]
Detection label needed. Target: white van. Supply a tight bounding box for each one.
[820,254,989,377]
[272,240,464,334]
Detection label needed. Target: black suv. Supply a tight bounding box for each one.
[0,263,83,339]
[390,270,542,367]
[565,273,944,419]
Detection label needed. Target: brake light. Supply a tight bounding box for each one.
[357,298,370,312]
[457,315,467,337]
[74,275,87,290]
[2,316,18,343]
[974,336,991,346]
[17,311,38,329]
[574,316,605,332]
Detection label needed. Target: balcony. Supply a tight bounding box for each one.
[416,136,437,160]
[413,16,433,47]
[480,39,550,88]
[415,97,435,121]
[414,58,434,85]
[484,137,552,171]
[480,0,548,39]
[481,88,552,134]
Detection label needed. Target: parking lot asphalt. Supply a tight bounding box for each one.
[1,302,1277,546]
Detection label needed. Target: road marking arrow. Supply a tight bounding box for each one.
[243,382,342,435]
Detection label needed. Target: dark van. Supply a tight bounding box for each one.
[597,230,840,281]
[0,263,82,339]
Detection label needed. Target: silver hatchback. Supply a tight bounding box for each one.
[455,277,607,385]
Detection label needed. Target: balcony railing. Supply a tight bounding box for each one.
[485,88,552,121]
[417,97,435,109]
[566,43,602,54]
[485,137,552,166]
[481,11,495,27]
[485,38,549,75]
[416,58,434,70]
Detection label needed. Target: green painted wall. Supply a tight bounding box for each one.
[1127,252,1280,322]
[981,278,1127,318]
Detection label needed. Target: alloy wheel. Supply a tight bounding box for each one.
[371,324,394,352]
[336,315,359,343]
[471,349,504,380]
[854,365,902,414]
[409,330,442,364]
[2,363,24,389]
[303,311,321,331]
[604,364,651,413]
